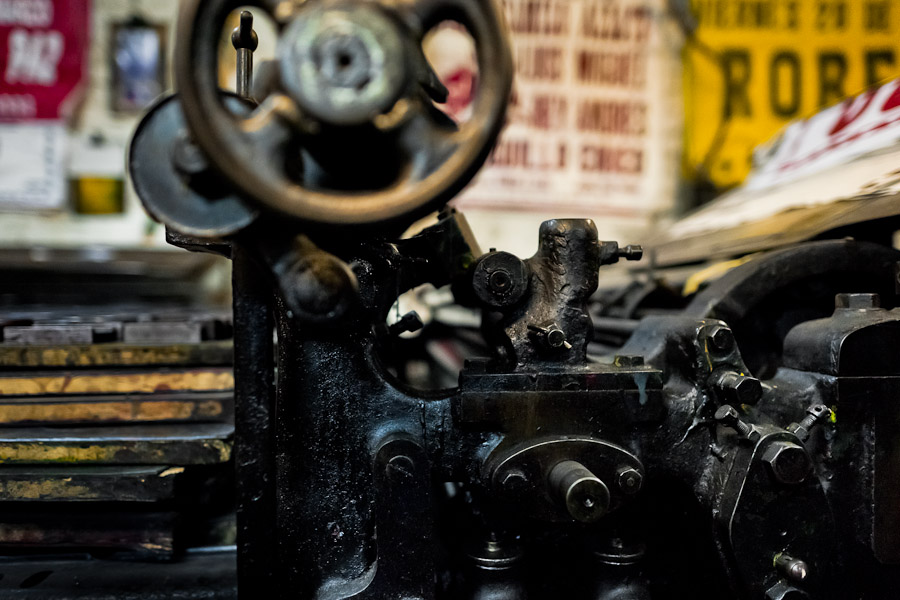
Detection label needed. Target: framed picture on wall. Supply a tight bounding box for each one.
[110,17,166,113]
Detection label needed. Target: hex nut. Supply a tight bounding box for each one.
[762,441,811,485]
[616,467,643,494]
[706,324,735,353]
[835,292,880,309]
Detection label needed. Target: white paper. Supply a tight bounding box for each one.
[0,120,66,211]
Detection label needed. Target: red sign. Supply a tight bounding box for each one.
[0,0,90,120]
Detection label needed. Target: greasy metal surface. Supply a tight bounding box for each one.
[0,549,237,599]
[0,341,233,369]
[0,466,182,502]
[231,244,277,597]
[0,424,232,465]
[0,391,231,426]
[0,369,234,396]
[488,437,643,523]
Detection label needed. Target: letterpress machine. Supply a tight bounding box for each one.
[99,0,900,598]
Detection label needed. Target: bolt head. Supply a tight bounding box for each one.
[617,467,643,494]
[835,292,880,309]
[732,375,762,405]
[714,405,739,423]
[707,325,735,353]
[546,327,567,348]
[762,441,811,485]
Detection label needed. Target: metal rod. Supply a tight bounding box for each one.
[232,11,258,100]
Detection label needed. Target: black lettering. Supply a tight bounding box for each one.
[866,50,895,86]
[786,1,799,28]
[722,49,752,118]
[818,52,847,107]
[865,1,890,31]
[770,51,801,117]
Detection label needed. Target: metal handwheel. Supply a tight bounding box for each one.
[174,0,513,228]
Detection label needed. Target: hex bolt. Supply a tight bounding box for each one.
[616,466,643,495]
[714,405,761,443]
[706,324,735,353]
[528,323,572,351]
[775,553,810,583]
[548,460,610,523]
[712,370,763,405]
[762,441,811,485]
[787,404,832,442]
[835,292,880,309]
[385,454,415,483]
[617,244,644,261]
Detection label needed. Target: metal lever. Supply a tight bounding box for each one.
[232,10,258,99]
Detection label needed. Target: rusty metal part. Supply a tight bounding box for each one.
[0,466,184,502]
[0,391,231,426]
[0,424,232,465]
[0,341,233,369]
[174,0,513,228]
[0,368,234,396]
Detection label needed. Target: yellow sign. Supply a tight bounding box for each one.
[684,0,900,187]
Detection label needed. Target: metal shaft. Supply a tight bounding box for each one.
[232,11,258,100]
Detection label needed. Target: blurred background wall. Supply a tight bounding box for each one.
[2,0,900,256]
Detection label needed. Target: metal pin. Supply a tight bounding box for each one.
[232,11,259,100]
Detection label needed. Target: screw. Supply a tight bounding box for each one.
[528,323,571,351]
[775,553,810,583]
[787,403,832,442]
[835,292,880,309]
[617,244,644,261]
[385,455,415,482]
[762,441,811,485]
[706,324,735,353]
[387,311,424,336]
[712,370,762,405]
[616,467,643,495]
[714,405,760,443]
